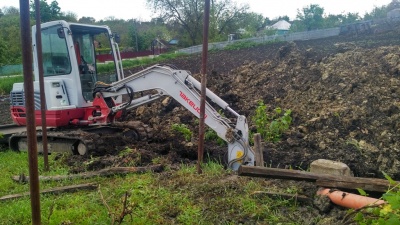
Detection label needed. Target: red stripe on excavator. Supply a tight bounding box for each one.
[10,106,115,127]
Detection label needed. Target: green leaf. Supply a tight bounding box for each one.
[356,188,368,196]
[386,215,400,225]
[383,171,397,186]
[383,193,400,209]
[354,212,364,221]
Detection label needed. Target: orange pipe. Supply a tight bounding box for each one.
[317,188,386,209]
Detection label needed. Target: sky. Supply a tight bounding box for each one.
[1,0,393,22]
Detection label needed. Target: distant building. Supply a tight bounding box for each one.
[168,39,179,45]
[266,20,291,35]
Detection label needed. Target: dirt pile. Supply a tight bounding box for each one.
[224,43,400,179]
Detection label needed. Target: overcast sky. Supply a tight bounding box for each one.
[1,0,393,22]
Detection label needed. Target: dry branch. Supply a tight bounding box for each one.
[0,183,97,201]
[13,165,164,183]
[239,165,397,193]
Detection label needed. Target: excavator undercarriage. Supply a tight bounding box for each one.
[8,121,153,156]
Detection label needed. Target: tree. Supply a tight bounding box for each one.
[0,12,22,64]
[387,0,400,11]
[323,14,343,28]
[210,0,250,37]
[3,6,19,15]
[79,16,96,24]
[296,4,324,31]
[239,12,265,33]
[341,12,360,24]
[60,11,77,22]
[364,5,388,20]
[30,0,61,22]
[146,0,249,45]
[0,37,7,66]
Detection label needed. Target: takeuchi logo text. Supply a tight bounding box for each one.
[179,91,208,119]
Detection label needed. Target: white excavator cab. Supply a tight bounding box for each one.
[32,20,123,104]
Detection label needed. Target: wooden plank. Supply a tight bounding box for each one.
[238,165,396,193]
[253,133,264,167]
[13,165,164,183]
[0,183,98,201]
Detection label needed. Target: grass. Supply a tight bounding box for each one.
[0,75,23,95]
[97,52,186,75]
[224,39,282,51]
[0,52,186,95]
[0,150,312,224]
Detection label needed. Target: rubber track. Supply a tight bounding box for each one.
[9,121,153,155]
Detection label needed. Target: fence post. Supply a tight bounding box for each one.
[254,133,264,167]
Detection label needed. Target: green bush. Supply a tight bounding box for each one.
[224,40,282,51]
[252,101,292,142]
[205,128,225,146]
[172,123,192,141]
[0,75,23,95]
[224,41,260,50]
[351,172,400,224]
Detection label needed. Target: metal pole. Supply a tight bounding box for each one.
[197,0,210,174]
[35,0,49,171]
[19,0,41,224]
[135,21,138,51]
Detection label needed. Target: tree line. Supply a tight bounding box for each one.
[1,0,399,67]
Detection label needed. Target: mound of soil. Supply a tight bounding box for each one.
[123,26,400,180]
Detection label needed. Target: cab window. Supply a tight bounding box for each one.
[41,25,71,76]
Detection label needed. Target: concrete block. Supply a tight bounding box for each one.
[310,159,352,176]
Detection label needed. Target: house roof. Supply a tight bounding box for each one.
[269,20,291,30]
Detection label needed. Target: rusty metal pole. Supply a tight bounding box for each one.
[19,0,41,224]
[197,0,210,174]
[35,0,49,171]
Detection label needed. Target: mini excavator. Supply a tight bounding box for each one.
[7,20,254,170]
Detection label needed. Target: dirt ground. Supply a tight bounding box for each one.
[2,23,400,224]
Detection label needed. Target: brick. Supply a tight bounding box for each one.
[310,159,352,176]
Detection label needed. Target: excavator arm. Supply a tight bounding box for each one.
[92,65,255,170]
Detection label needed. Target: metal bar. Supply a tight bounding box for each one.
[197,0,210,174]
[19,0,41,224]
[35,0,49,171]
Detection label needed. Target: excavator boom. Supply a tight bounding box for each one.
[92,65,255,170]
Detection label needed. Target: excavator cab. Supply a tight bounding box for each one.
[34,21,123,104]
[11,21,124,127]
[69,24,120,102]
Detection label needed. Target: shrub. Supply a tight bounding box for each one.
[172,123,192,142]
[350,172,400,224]
[205,128,225,146]
[252,101,292,142]
[0,75,24,95]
